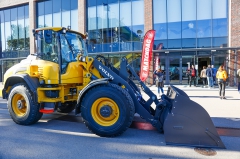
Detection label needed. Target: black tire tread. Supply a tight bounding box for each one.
[8,83,43,125]
[81,83,135,137]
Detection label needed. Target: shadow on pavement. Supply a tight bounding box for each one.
[189,95,240,100]
[212,117,240,128]
[188,96,234,98]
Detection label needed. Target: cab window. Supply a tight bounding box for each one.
[36,30,59,63]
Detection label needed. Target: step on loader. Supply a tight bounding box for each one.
[1,27,225,149]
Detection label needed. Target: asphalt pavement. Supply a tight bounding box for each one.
[0,83,240,158]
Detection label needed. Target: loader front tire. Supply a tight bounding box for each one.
[81,83,135,137]
[7,84,43,125]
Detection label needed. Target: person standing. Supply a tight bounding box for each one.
[186,68,190,85]
[206,65,213,88]
[211,65,217,85]
[216,65,228,99]
[237,68,240,94]
[154,68,164,97]
[189,65,197,87]
[200,66,207,88]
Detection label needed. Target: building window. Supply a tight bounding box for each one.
[153,0,228,49]
[37,0,78,30]
[182,0,196,39]
[0,5,29,59]
[87,0,144,53]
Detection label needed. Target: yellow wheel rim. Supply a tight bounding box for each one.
[91,97,120,126]
[12,93,27,117]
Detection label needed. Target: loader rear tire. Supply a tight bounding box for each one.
[7,84,43,125]
[81,83,135,137]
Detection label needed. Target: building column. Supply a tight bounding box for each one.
[29,0,36,54]
[78,0,86,34]
[229,0,240,86]
[144,0,154,85]
[229,50,235,86]
[144,0,153,33]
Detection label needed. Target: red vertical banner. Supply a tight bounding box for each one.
[140,30,156,82]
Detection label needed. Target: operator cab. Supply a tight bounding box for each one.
[33,27,88,73]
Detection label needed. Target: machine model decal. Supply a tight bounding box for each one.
[99,65,114,80]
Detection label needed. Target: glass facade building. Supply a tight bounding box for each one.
[0,0,239,86]
[86,0,229,85]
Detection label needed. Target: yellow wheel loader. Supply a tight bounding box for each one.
[1,27,225,148]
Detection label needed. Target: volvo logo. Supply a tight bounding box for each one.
[99,65,114,80]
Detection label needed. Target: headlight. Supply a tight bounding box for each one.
[62,28,67,34]
[79,56,86,62]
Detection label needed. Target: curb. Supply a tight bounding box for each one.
[130,116,240,137]
[147,85,238,91]
[43,113,240,137]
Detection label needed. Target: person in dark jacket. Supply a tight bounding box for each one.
[154,68,164,97]
[189,65,197,87]
[186,68,190,85]
[211,65,217,85]
[206,65,213,88]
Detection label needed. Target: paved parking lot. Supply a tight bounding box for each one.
[0,84,240,158]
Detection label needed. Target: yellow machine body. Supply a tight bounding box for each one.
[1,27,102,105]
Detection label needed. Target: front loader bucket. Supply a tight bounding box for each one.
[163,85,225,148]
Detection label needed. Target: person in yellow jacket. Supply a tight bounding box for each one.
[216,65,228,99]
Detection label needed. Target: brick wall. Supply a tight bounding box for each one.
[144,0,154,85]
[78,0,86,34]
[231,0,240,47]
[144,0,153,33]
[229,0,240,86]
[29,0,36,54]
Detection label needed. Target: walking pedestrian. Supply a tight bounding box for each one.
[206,65,213,88]
[211,65,217,85]
[200,66,207,87]
[237,68,240,94]
[189,65,197,87]
[186,68,190,85]
[216,65,228,99]
[154,68,164,97]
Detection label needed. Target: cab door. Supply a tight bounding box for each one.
[59,34,83,84]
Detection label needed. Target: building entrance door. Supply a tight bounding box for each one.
[159,56,181,85]
[182,56,195,85]
[197,56,211,84]
[169,57,181,84]
[156,55,195,85]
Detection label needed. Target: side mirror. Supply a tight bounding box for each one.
[44,30,52,44]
